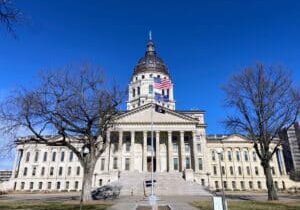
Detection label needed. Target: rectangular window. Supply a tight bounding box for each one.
[76,166,80,175]
[185,143,190,153]
[59,167,63,176]
[56,182,60,190]
[173,143,178,154]
[255,167,259,175]
[23,167,28,176]
[198,158,203,170]
[126,143,130,152]
[61,151,65,162]
[167,89,170,96]
[257,181,262,189]
[149,85,153,94]
[253,151,257,161]
[223,181,227,189]
[113,157,118,169]
[173,158,179,171]
[236,151,240,161]
[244,151,249,161]
[38,182,43,190]
[132,88,135,97]
[67,167,71,176]
[230,166,234,175]
[26,152,30,162]
[99,179,103,186]
[21,182,25,190]
[100,158,105,171]
[197,143,201,153]
[215,181,219,189]
[69,152,73,162]
[75,181,79,189]
[43,152,47,162]
[238,166,242,175]
[125,158,130,171]
[240,181,245,190]
[32,167,36,176]
[30,182,33,190]
[213,165,217,175]
[232,181,236,189]
[34,151,39,162]
[47,182,51,189]
[50,167,54,176]
[227,151,232,161]
[221,166,225,175]
[41,167,45,176]
[186,157,191,169]
[52,152,56,162]
[246,166,251,175]
[66,181,69,190]
[249,181,253,189]
[212,150,216,161]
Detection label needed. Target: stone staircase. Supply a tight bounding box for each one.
[113,171,210,196]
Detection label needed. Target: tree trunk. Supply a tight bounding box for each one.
[263,161,278,200]
[81,160,96,202]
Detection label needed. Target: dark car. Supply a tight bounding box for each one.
[91,185,121,200]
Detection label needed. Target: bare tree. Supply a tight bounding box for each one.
[0,0,22,36]
[0,63,123,202]
[223,63,300,200]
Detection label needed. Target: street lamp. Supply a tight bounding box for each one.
[206,172,211,190]
[216,148,227,210]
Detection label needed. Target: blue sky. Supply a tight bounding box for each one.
[1,0,300,168]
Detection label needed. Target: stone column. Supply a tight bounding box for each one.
[106,131,111,172]
[130,131,135,171]
[156,131,160,172]
[180,131,185,172]
[168,131,173,172]
[192,131,198,172]
[118,131,123,170]
[143,131,148,172]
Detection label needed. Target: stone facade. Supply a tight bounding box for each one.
[6,37,300,193]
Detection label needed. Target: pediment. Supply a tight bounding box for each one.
[223,134,250,142]
[115,104,198,124]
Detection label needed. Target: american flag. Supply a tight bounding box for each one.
[153,77,171,89]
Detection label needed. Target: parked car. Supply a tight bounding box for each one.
[91,185,121,200]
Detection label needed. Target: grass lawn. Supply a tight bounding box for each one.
[0,201,112,210]
[192,200,300,210]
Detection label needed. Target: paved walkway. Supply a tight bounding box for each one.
[107,195,210,210]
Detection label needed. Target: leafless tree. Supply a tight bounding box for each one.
[223,63,300,200]
[0,63,123,202]
[0,0,22,36]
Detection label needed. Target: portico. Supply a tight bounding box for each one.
[106,129,197,173]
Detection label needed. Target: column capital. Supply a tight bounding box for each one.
[180,130,185,135]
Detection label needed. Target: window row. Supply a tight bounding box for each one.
[212,165,276,176]
[214,180,285,191]
[22,166,81,177]
[19,181,80,190]
[211,150,258,162]
[25,151,75,163]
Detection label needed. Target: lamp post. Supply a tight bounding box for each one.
[216,148,226,210]
[80,144,90,210]
[206,172,211,190]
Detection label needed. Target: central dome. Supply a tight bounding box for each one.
[133,39,169,76]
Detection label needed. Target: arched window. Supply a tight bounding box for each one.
[236,151,240,161]
[227,151,232,161]
[244,151,249,161]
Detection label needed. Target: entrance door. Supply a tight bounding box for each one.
[147,157,156,172]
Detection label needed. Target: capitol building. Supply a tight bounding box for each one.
[7,37,299,195]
